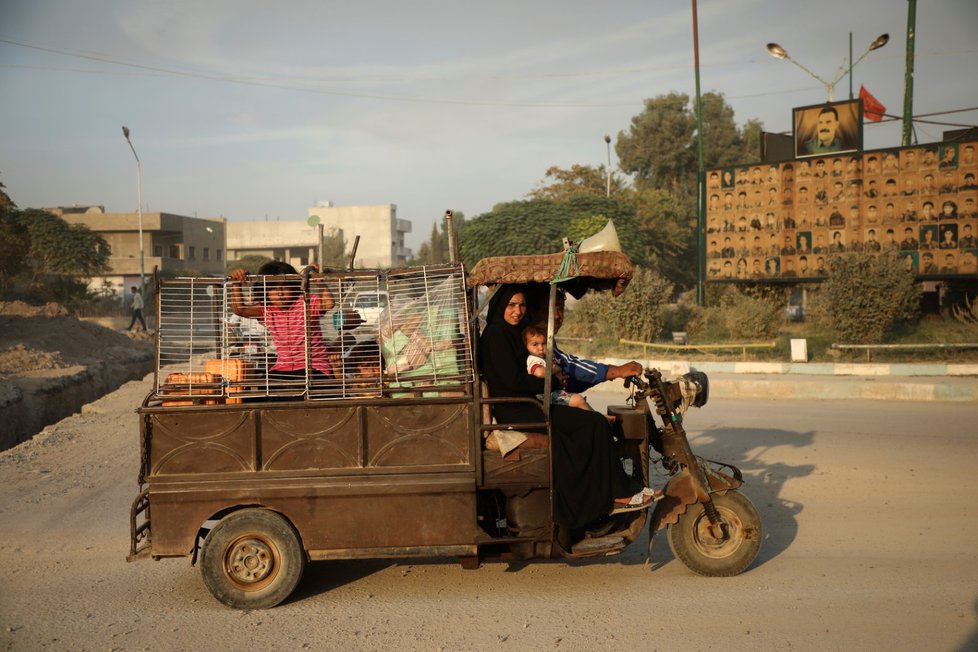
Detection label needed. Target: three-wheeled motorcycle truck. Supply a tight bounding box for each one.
[128,249,761,609]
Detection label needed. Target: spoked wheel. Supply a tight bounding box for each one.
[200,508,306,609]
[668,490,762,577]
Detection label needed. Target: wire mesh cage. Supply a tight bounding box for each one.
[378,265,473,395]
[152,265,474,405]
[155,278,226,404]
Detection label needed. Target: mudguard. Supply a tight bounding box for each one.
[650,457,743,533]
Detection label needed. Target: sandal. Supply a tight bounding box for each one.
[642,487,664,501]
[610,491,653,515]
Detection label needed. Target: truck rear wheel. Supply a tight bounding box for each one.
[200,508,306,609]
[668,490,761,577]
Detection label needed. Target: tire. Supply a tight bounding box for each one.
[199,508,306,609]
[667,490,762,577]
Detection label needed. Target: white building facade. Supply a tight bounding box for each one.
[227,203,412,269]
[50,206,227,296]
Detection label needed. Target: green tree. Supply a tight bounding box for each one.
[322,227,347,268]
[0,174,14,215]
[632,187,695,287]
[409,211,466,266]
[459,197,654,269]
[413,222,444,265]
[616,91,761,207]
[528,164,626,200]
[0,179,25,291]
[522,165,694,288]
[17,209,110,287]
[616,92,696,200]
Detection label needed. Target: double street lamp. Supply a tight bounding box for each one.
[766,33,889,101]
[121,126,145,290]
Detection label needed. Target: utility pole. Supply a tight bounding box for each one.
[692,0,706,307]
[121,126,145,291]
[902,0,917,146]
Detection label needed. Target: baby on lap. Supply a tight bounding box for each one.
[523,324,604,417]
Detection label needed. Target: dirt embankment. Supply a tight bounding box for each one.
[0,301,154,451]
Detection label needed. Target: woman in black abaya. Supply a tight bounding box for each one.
[479,284,645,531]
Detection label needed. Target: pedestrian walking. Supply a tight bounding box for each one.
[127,286,147,332]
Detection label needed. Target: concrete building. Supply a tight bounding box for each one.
[49,206,227,295]
[226,203,412,270]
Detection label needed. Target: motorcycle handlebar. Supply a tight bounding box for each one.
[625,375,648,391]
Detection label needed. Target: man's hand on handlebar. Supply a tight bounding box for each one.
[606,361,643,381]
[624,374,648,391]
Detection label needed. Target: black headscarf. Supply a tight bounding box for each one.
[479,284,542,403]
[481,284,637,528]
[484,283,527,346]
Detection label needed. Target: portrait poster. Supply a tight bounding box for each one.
[793,99,863,159]
[704,138,978,283]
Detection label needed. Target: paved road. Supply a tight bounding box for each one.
[1,378,977,651]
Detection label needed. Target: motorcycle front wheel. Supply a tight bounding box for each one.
[668,489,762,577]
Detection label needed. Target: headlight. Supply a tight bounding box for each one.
[679,371,709,409]
[664,371,709,414]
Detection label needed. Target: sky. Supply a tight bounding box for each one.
[1,0,976,252]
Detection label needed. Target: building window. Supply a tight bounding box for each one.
[216,249,223,261]
[154,245,163,257]
[203,248,210,260]
[169,245,180,259]
[189,246,196,259]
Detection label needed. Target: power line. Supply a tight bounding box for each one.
[3,35,976,111]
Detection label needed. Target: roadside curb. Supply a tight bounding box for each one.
[620,359,978,378]
[706,375,978,403]
[594,358,978,402]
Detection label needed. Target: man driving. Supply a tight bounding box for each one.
[533,292,643,394]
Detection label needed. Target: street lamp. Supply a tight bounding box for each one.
[604,133,612,197]
[766,33,888,101]
[121,126,145,291]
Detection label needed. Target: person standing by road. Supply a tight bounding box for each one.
[127,286,147,332]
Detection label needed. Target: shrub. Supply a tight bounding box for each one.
[609,267,673,342]
[686,285,785,341]
[952,293,978,325]
[660,291,702,336]
[561,291,611,341]
[807,252,921,344]
[718,290,786,339]
[562,266,672,343]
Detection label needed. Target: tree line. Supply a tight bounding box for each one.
[1,178,111,307]
[412,91,762,291]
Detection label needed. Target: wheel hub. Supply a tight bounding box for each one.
[692,508,744,558]
[226,537,275,585]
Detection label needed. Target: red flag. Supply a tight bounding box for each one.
[860,85,886,122]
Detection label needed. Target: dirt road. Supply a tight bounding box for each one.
[1,376,977,651]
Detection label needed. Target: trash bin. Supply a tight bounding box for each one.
[790,338,808,362]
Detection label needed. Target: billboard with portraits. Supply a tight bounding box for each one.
[793,99,863,159]
[705,138,978,283]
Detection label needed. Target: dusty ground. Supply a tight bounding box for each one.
[0,301,153,449]
[0,377,976,651]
